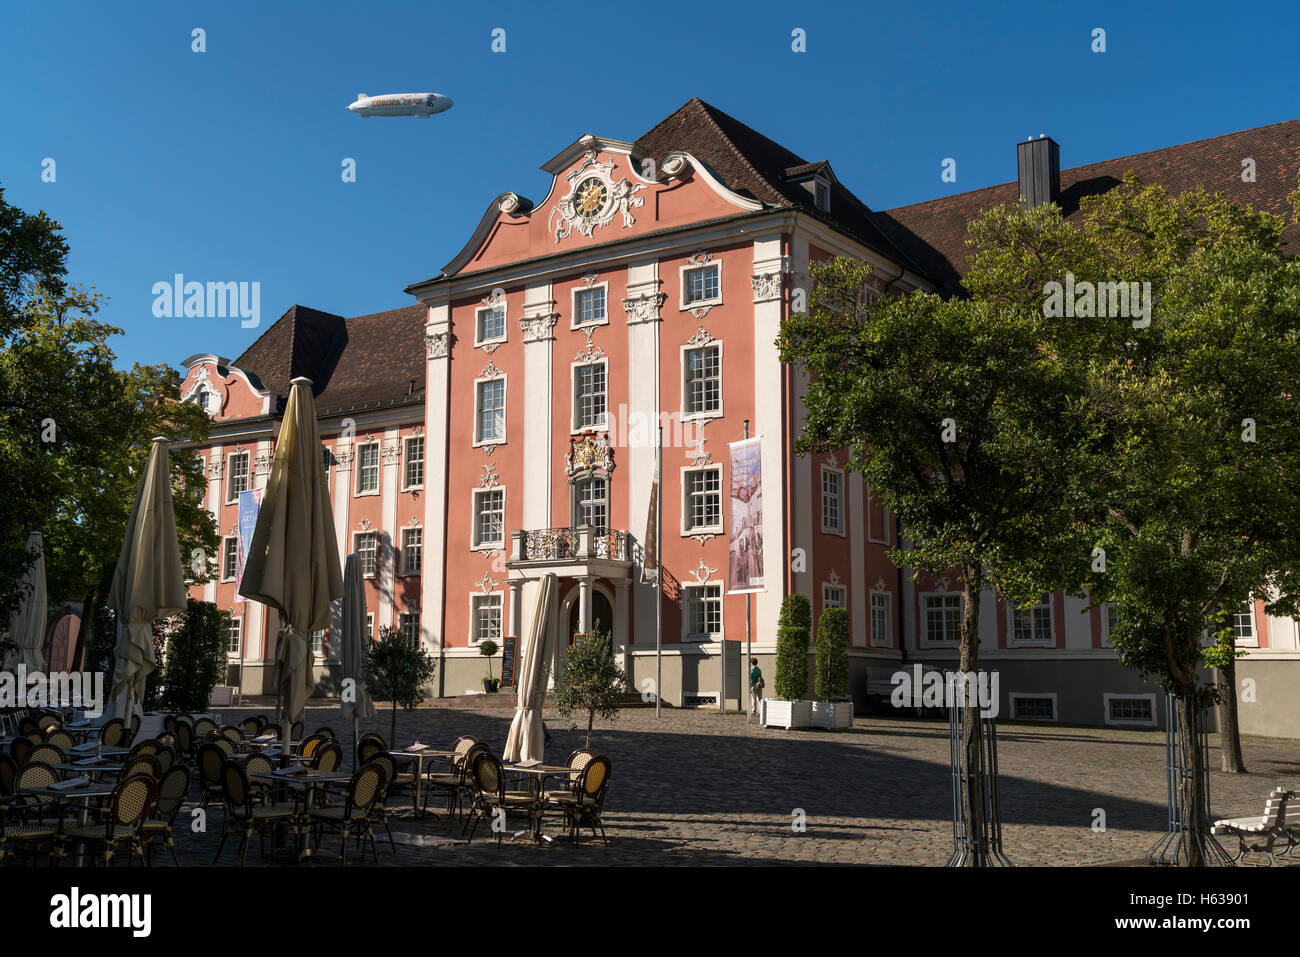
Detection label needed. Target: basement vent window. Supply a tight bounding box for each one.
[682,693,719,708]
[1105,694,1156,727]
[1010,694,1057,722]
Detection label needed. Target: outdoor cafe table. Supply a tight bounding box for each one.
[387,747,456,818]
[249,768,353,862]
[24,780,116,865]
[501,763,580,843]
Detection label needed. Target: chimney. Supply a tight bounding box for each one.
[1017,136,1060,209]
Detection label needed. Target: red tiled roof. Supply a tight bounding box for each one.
[232,303,426,416]
[875,119,1300,295]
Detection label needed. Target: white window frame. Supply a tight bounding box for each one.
[469,593,504,646]
[1231,600,1258,648]
[399,526,423,576]
[322,445,331,483]
[680,464,724,537]
[1103,692,1158,728]
[920,592,962,648]
[474,374,507,447]
[403,436,425,490]
[474,302,507,348]
[570,474,609,533]
[354,441,381,496]
[365,613,374,642]
[571,358,609,433]
[679,260,723,311]
[571,281,610,329]
[353,530,378,579]
[1007,594,1054,647]
[225,451,250,504]
[822,583,846,613]
[399,611,421,649]
[1100,601,1118,648]
[870,591,892,648]
[471,487,506,550]
[821,466,845,536]
[1009,692,1058,723]
[220,536,239,583]
[682,582,724,641]
[680,340,724,422]
[226,617,242,658]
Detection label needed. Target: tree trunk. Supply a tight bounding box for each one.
[70,587,96,674]
[957,561,985,865]
[1176,690,1207,867]
[586,711,594,750]
[1215,655,1247,773]
[390,702,398,745]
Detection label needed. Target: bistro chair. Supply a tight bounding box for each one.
[141,764,190,866]
[154,746,177,775]
[12,762,60,822]
[156,731,177,751]
[214,760,298,866]
[0,802,61,865]
[125,713,141,747]
[357,753,400,849]
[240,716,265,737]
[297,733,328,762]
[118,753,162,783]
[290,719,305,741]
[193,718,217,738]
[422,737,481,819]
[63,773,157,867]
[0,753,18,797]
[259,723,283,742]
[305,762,387,866]
[544,755,612,846]
[219,725,242,745]
[174,722,195,759]
[9,738,33,767]
[26,744,65,769]
[465,751,539,845]
[563,748,595,784]
[208,737,235,757]
[243,753,277,802]
[98,718,125,748]
[196,743,227,808]
[311,741,343,773]
[163,716,178,734]
[128,739,162,759]
[17,717,39,736]
[356,736,387,766]
[24,730,45,745]
[36,713,62,732]
[45,730,74,752]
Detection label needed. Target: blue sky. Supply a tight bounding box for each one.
[3,0,1297,371]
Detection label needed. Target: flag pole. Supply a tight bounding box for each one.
[656,425,663,720]
[744,419,752,723]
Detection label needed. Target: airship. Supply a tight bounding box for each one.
[347,92,453,118]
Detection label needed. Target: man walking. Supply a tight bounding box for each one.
[748,657,764,717]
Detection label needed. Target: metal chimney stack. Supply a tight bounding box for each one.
[1017,136,1061,209]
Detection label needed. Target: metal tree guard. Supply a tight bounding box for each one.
[947,682,1012,866]
[1147,690,1234,866]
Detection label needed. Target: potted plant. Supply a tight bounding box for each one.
[812,607,853,729]
[764,594,813,729]
[479,639,500,693]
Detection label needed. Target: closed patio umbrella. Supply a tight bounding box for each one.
[108,438,187,721]
[339,553,375,759]
[7,531,48,672]
[240,377,343,752]
[503,573,557,764]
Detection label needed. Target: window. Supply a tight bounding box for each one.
[354,531,378,578]
[821,468,844,534]
[403,436,424,489]
[822,584,846,611]
[1105,693,1157,727]
[1011,694,1057,722]
[1232,602,1255,643]
[322,446,331,482]
[476,379,506,443]
[1101,602,1118,646]
[475,304,506,345]
[471,594,503,646]
[573,477,607,533]
[310,628,325,657]
[814,179,830,212]
[1011,595,1053,644]
[574,363,607,431]
[356,442,380,495]
[574,285,606,326]
[226,618,241,656]
[221,536,239,582]
[365,613,374,642]
[871,593,892,647]
[401,527,423,575]
[684,467,722,533]
[684,263,721,305]
[923,595,962,643]
[684,584,722,638]
[473,490,505,548]
[226,452,250,503]
[399,612,421,649]
[684,344,721,417]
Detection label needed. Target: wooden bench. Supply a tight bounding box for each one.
[1212,788,1297,865]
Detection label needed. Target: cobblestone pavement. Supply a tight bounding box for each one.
[159,705,1298,867]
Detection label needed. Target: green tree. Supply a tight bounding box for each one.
[363,626,436,743]
[157,599,229,712]
[962,176,1300,863]
[549,628,629,749]
[773,594,811,701]
[479,638,498,687]
[814,607,850,702]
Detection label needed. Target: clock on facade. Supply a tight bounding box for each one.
[574,177,609,219]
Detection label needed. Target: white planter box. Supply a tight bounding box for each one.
[763,698,813,729]
[811,700,854,730]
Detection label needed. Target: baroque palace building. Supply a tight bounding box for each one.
[177,98,1300,737]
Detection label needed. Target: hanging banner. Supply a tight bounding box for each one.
[234,488,263,602]
[727,436,765,593]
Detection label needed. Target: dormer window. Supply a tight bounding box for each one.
[813,178,830,212]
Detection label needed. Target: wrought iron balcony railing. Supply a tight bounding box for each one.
[514,526,632,563]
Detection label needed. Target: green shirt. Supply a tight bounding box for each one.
[749,666,762,684]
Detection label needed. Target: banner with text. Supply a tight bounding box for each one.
[727,437,764,594]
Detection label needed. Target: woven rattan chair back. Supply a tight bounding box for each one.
[471,751,504,797]
[220,725,242,744]
[37,713,61,732]
[244,753,274,778]
[163,716,177,733]
[220,760,251,811]
[112,773,156,829]
[366,753,397,789]
[155,765,190,819]
[25,730,44,744]
[193,718,217,737]
[99,718,125,748]
[580,756,611,800]
[10,738,32,766]
[312,741,343,772]
[27,744,64,768]
[240,717,262,736]
[358,731,386,750]
[0,754,16,795]
[261,723,283,741]
[18,717,38,735]
[15,761,58,792]
[451,735,478,762]
[45,730,74,752]
[198,743,227,785]
[209,737,235,757]
[120,753,161,781]
[357,738,385,765]
[130,739,162,757]
[566,748,595,778]
[290,720,304,740]
[175,722,194,755]
[350,763,386,811]
[298,733,326,760]
[155,746,176,774]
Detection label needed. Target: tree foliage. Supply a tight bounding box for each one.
[549,628,629,749]
[814,607,850,702]
[363,625,436,742]
[157,599,229,712]
[773,594,811,701]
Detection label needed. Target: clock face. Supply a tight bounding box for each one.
[574,177,609,219]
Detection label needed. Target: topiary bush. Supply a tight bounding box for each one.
[814,607,850,702]
[774,594,812,701]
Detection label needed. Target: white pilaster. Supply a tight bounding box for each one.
[625,259,662,651]
[751,236,789,638]
[521,282,557,531]
[379,427,400,631]
[849,471,866,646]
[422,305,452,656]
